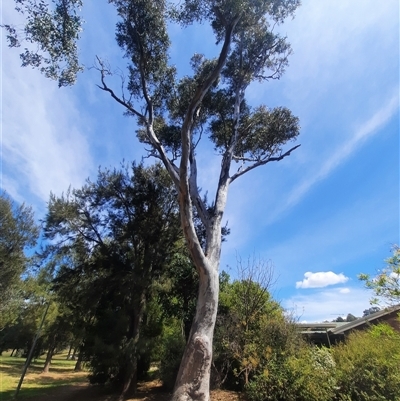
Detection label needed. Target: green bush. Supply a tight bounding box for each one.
[159,325,185,390]
[285,346,336,401]
[245,346,336,401]
[333,324,400,401]
[244,357,290,401]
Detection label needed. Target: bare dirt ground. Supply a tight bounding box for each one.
[24,379,243,401]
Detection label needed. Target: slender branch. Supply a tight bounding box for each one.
[232,155,264,162]
[95,57,145,121]
[82,210,105,246]
[213,35,246,223]
[230,144,301,182]
[94,58,178,186]
[184,17,239,132]
[146,125,180,188]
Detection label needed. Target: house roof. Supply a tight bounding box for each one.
[297,304,400,335]
[329,304,400,334]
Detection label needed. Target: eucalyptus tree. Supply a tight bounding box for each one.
[5,1,301,399]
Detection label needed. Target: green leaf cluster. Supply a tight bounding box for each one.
[359,245,400,305]
[4,0,83,86]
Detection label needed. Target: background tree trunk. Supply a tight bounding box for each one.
[119,356,138,401]
[42,338,56,373]
[66,344,73,359]
[119,293,145,400]
[74,351,83,371]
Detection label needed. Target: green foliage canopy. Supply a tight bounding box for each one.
[44,163,182,392]
[0,191,39,327]
[5,0,300,177]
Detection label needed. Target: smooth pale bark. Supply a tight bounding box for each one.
[172,264,219,401]
[171,158,229,401]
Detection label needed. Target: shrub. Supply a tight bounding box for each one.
[245,345,336,401]
[332,324,400,401]
[244,357,290,401]
[285,346,336,401]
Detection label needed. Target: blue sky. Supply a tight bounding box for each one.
[2,1,399,321]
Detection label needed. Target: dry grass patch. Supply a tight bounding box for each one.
[0,352,88,400]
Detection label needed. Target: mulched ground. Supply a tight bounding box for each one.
[23,380,243,401]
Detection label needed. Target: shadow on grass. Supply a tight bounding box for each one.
[0,363,79,376]
[0,379,184,401]
[0,357,80,375]
[0,384,122,401]
[1,387,50,401]
[0,384,85,401]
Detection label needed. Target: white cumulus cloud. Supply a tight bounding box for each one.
[296,271,349,289]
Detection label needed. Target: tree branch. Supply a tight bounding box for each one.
[230,144,301,183]
[95,57,145,121]
[94,58,179,187]
[146,125,180,188]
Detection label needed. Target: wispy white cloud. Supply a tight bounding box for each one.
[284,0,399,94]
[268,94,399,223]
[1,3,94,211]
[296,271,348,289]
[2,62,94,204]
[284,286,372,322]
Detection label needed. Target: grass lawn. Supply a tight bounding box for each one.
[0,350,88,400]
[0,351,242,401]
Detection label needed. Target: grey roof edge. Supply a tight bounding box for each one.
[329,304,400,334]
[297,323,338,329]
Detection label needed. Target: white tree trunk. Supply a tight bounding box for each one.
[172,262,219,401]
